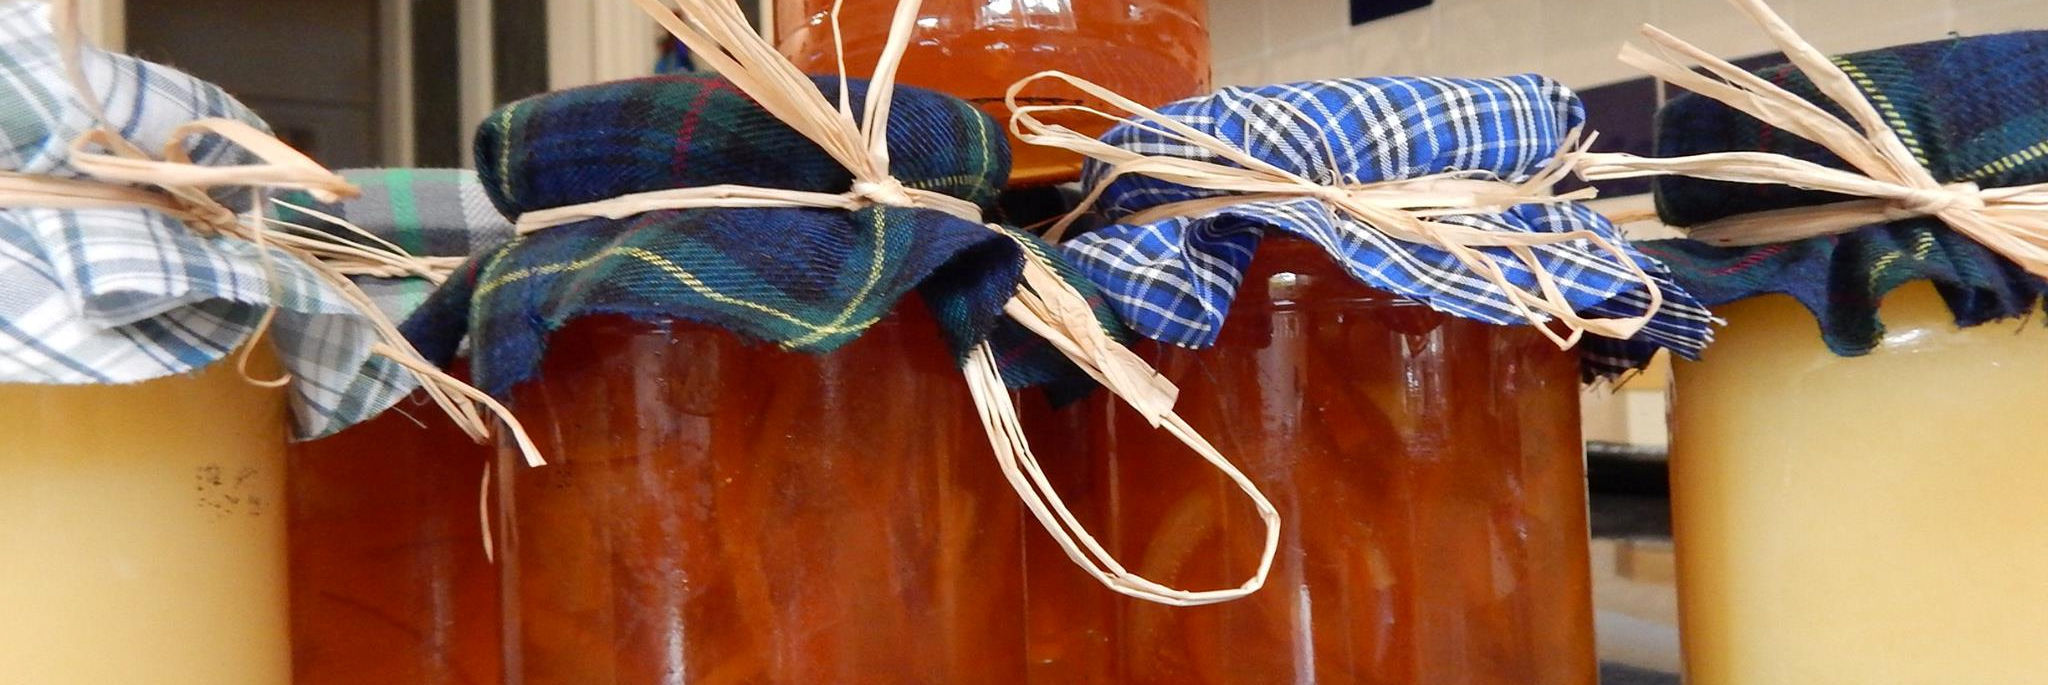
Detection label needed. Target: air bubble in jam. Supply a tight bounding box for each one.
[1267,272,1309,303]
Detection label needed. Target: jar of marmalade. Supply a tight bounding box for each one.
[496,300,1028,683]
[1027,238,1599,683]
[776,0,1211,186]
[286,382,500,685]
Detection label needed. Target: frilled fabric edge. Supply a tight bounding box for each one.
[1063,198,1717,380]
[1641,219,2048,358]
[0,209,417,440]
[401,208,1121,400]
[275,168,516,323]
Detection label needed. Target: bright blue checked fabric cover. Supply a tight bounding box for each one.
[1060,76,1716,377]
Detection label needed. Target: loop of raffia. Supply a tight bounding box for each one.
[0,0,544,466]
[1574,0,2048,278]
[620,0,1278,606]
[1005,70,1665,349]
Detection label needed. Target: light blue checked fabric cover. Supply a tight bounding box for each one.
[1062,76,1715,375]
[0,1,413,439]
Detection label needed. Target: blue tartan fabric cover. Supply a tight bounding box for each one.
[1060,76,1717,376]
[401,74,1127,399]
[0,1,413,439]
[1642,32,2048,357]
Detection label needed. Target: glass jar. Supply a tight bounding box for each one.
[497,301,1028,683]
[1027,237,1598,683]
[775,0,1211,186]
[0,348,291,684]
[1668,281,2048,684]
[287,385,500,685]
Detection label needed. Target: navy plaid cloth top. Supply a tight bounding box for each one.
[1060,76,1716,376]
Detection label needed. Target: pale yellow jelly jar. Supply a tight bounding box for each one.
[1669,280,2048,684]
[0,348,291,684]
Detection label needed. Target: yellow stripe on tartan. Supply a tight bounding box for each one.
[475,245,882,339]
[968,97,995,198]
[911,173,992,193]
[1964,140,2048,183]
[1834,57,1929,168]
[494,103,520,203]
[787,207,894,347]
[1866,228,1939,288]
[1870,251,1900,282]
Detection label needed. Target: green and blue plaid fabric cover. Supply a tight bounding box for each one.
[404,74,1124,398]
[1060,76,1717,377]
[277,168,514,322]
[1645,32,2048,356]
[0,1,413,439]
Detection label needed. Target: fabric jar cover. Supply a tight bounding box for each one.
[404,74,1126,399]
[0,1,415,439]
[1643,32,2048,356]
[1059,75,1717,377]
[276,168,514,322]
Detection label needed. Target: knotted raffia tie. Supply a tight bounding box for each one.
[1575,0,2048,278]
[566,0,1279,606]
[0,0,543,466]
[1006,71,1666,349]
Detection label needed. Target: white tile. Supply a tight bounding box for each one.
[1651,0,1802,60]
[1264,0,1351,51]
[1434,0,1547,77]
[1544,0,1660,58]
[1270,34,1352,82]
[1796,0,1956,52]
[1545,44,1649,87]
[1212,57,1273,88]
[1348,6,1436,76]
[1542,0,1661,86]
[1208,0,1269,66]
[1952,0,2039,35]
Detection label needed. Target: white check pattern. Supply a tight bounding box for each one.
[0,2,412,439]
[1062,76,1715,376]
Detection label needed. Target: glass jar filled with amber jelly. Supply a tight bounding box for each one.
[495,302,1027,683]
[286,381,500,685]
[0,6,455,682]
[274,167,512,685]
[1614,27,2048,683]
[776,0,1211,186]
[1026,237,1598,683]
[1008,68,1714,684]
[0,347,293,684]
[1666,282,2048,684]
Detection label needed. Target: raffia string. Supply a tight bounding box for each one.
[267,199,467,284]
[517,182,983,232]
[1575,0,2048,278]
[609,0,1277,606]
[0,0,545,467]
[1006,71,1665,349]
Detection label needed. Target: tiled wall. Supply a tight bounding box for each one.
[1214,0,2040,90]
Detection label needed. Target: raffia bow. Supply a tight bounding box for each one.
[0,0,542,466]
[575,0,1279,606]
[1006,71,1666,348]
[1575,0,2048,278]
